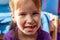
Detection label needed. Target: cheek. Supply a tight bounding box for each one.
[34,15,40,22]
[15,16,25,28]
[34,15,41,26]
[20,19,25,28]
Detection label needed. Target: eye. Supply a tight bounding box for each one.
[20,13,26,16]
[33,12,39,15]
[18,12,27,16]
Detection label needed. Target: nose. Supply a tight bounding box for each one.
[26,15,34,24]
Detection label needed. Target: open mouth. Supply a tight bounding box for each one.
[24,25,36,29]
[24,25,37,30]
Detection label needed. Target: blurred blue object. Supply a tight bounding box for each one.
[0,0,9,5]
[41,12,50,33]
[0,13,12,34]
[58,15,60,19]
[0,5,10,13]
[0,0,11,34]
[42,0,58,15]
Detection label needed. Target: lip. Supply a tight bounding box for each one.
[24,25,36,28]
[24,25,37,32]
[24,25,36,30]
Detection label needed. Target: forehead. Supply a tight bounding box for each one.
[13,0,39,12]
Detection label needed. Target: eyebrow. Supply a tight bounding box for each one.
[33,9,40,12]
[20,10,39,13]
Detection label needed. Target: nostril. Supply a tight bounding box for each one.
[27,21,35,25]
[27,19,34,24]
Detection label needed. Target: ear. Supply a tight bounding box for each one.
[11,13,16,23]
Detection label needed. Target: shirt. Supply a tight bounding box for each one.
[3,27,51,40]
[57,32,60,40]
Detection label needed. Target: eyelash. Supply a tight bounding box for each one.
[18,13,26,16]
[19,12,39,16]
[33,12,39,15]
[21,14,26,15]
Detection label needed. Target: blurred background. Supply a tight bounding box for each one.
[0,0,11,34]
[0,0,59,40]
[0,0,58,34]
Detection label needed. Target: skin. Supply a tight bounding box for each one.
[12,0,41,40]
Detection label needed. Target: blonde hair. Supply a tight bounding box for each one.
[9,0,42,12]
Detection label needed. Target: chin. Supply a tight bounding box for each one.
[24,32,35,35]
[22,30,37,35]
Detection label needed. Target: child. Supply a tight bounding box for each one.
[3,0,51,40]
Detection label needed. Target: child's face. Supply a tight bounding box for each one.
[12,0,41,35]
